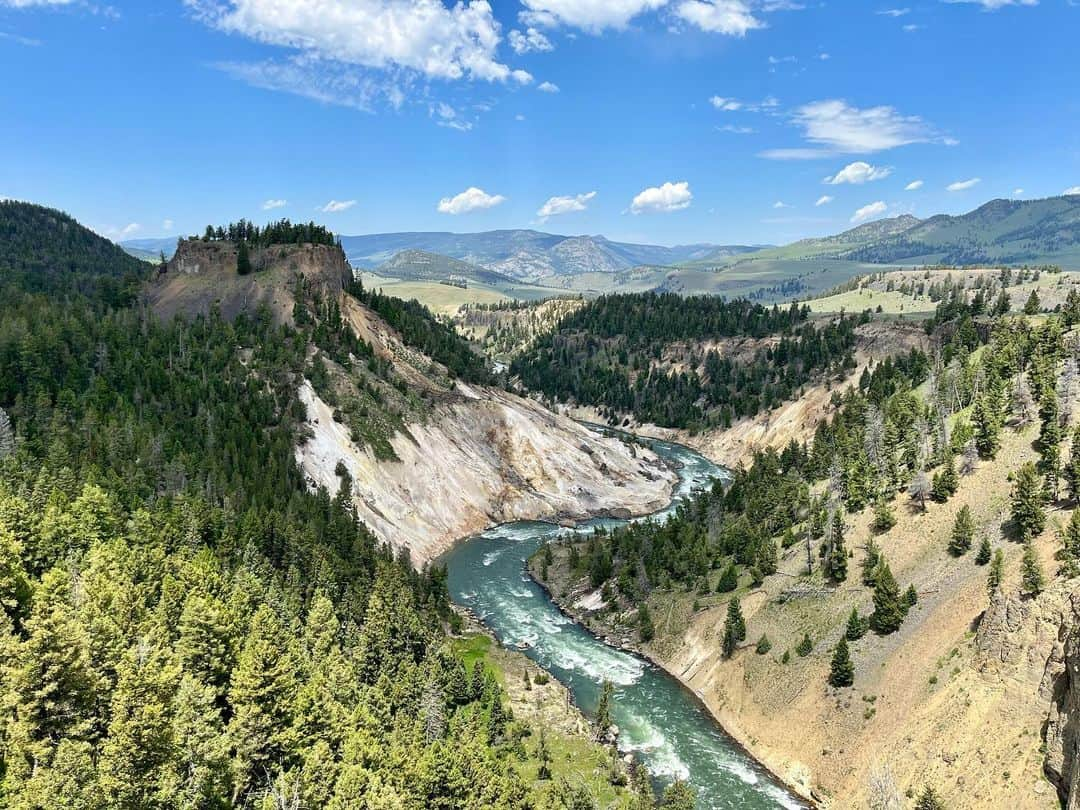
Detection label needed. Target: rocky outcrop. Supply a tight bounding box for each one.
[147,239,351,323]
[977,583,1080,806]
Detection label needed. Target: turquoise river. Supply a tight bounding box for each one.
[440,433,805,809]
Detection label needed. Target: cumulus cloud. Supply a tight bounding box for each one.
[163,219,175,231]
[319,199,357,213]
[537,191,596,221]
[904,179,924,191]
[186,0,529,84]
[97,222,141,241]
[262,198,287,210]
[537,81,560,93]
[851,201,888,224]
[824,161,892,185]
[437,187,505,214]
[946,177,981,191]
[815,195,834,206]
[673,0,763,35]
[630,181,692,214]
[509,26,553,53]
[773,201,789,209]
[761,99,940,159]
[519,0,667,32]
[1063,187,1080,196]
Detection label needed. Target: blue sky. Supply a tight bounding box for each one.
[1,0,1078,246]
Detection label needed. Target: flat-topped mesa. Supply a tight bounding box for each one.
[148,237,352,323]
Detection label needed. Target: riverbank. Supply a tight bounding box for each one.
[529,421,1067,808]
[526,549,821,808]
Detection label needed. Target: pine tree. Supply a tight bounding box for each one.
[98,640,182,807]
[827,511,848,582]
[988,548,1005,594]
[796,633,813,657]
[862,538,883,586]
[595,679,615,741]
[1039,384,1063,500]
[715,561,738,593]
[1021,541,1045,596]
[660,779,696,810]
[1011,462,1047,541]
[1024,289,1041,315]
[915,784,946,810]
[975,536,992,565]
[904,584,918,609]
[973,391,1002,459]
[845,607,867,641]
[722,597,746,658]
[949,505,975,556]
[536,729,553,780]
[931,454,959,503]
[828,637,855,687]
[1067,424,1080,502]
[236,239,252,275]
[1061,508,1080,577]
[755,634,772,654]
[872,497,896,532]
[227,604,300,800]
[870,562,905,634]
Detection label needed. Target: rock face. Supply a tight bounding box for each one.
[147,239,351,323]
[977,583,1080,806]
[295,380,677,565]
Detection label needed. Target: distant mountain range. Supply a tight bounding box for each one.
[122,195,1080,297]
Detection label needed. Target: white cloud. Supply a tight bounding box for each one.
[944,0,1037,9]
[824,161,892,185]
[537,80,560,93]
[437,186,505,214]
[0,30,43,45]
[432,102,473,131]
[537,191,597,220]
[815,195,834,206]
[794,99,936,153]
[773,200,789,209]
[718,124,755,134]
[877,7,910,15]
[761,99,940,160]
[709,95,742,111]
[519,0,667,32]
[262,198,287,210]
[98,222,141,241]
[1013,188,1024,196]
[319,199,357,213]
[851,201,888,223]
[187,0,528,87]
[630,181,692,214]
[515,113,526,121]
[902,22,921,30]
[904,179,924,191]
[674,0,763,35]
[946,177,981,191]
[1063,187,1080,196]
[509,26,553,53]
[162,219,175,231]
[0,0,75,5]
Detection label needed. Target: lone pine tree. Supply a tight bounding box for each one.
[828,637,855,688]
[949,505,975,556]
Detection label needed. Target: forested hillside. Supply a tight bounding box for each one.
[0,202,666,809]
[512,292,861,430]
